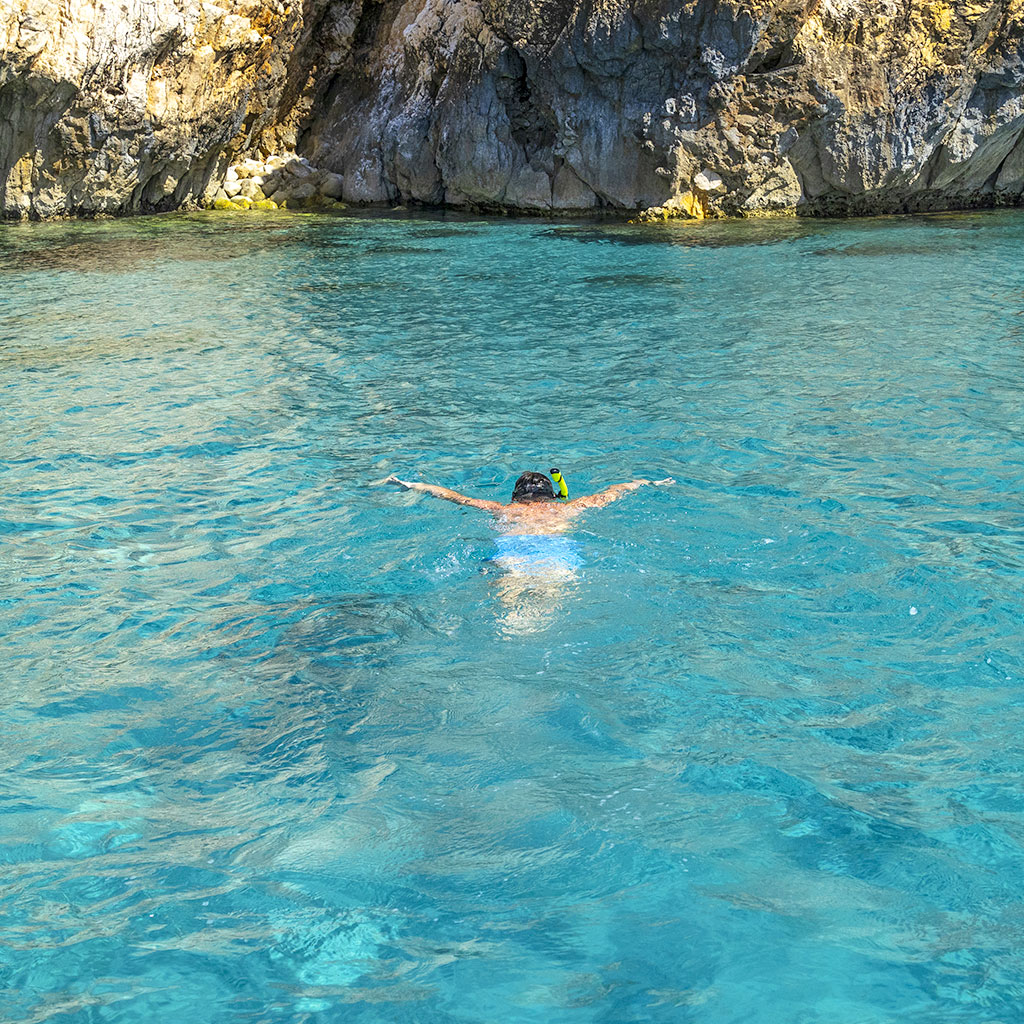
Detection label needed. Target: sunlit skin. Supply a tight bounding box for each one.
[383,475,674,534]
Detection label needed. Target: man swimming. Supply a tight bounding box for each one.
[382,469,672,634]
[382,470,673,535]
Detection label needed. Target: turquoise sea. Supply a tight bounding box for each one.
[2,209,1024,1023]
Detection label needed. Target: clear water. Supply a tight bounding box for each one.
[3,208,1024,1023]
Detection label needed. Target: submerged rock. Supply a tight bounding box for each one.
[5,1,1024,218]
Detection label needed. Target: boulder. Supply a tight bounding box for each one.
[319,172,344,198]
[694,169,725,193]
[277,181,317,202]
[239,158,264,178]
[286,160,313,180]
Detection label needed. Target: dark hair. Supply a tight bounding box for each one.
[511,471,555,503]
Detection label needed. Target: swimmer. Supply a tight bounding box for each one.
[382,469,673,535]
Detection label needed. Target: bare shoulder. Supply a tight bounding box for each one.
[565,494,606,511]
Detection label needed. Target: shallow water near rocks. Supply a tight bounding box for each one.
[3,208,1024,1023]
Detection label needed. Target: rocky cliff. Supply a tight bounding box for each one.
[4,0,1024,218]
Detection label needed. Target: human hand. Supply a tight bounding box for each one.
[374,474,412,489]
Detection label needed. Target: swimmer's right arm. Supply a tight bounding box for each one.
[568,478,674,510]
[383,475,504,512]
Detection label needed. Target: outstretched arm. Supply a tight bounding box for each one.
[568,478,674,510]
[382,475,504,512]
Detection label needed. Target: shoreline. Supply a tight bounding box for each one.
[5,192,1024,228]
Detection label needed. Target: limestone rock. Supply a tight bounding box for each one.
[285,161,314,181]
[320,172,345,199]
[0,0,329,219]
[299,0,1024,215]
[274,180,317,203]
[694,170,725,194]
[7,1,1024,217]
[237,159,264,179]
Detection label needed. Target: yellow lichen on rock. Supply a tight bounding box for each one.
[927,2,953,34]
[678,191,705,218]
[635,189,707,222]
[210,195,279,211]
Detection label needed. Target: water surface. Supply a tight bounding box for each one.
[3,208,1024,1023]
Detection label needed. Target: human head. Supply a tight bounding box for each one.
[511,471,555,503]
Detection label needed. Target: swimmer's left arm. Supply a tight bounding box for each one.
[568,478,674,510]
[383,476,504,512]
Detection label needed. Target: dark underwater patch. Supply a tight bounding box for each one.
[811,241,970,257]
[540,221,821,248]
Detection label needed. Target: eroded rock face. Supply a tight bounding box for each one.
[4,0,1024,217]
[0,0,330,218]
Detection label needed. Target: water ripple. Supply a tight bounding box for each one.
[3,209,1024,1022]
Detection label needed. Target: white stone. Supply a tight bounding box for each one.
[223,178,242,196]
[694,169,725,192]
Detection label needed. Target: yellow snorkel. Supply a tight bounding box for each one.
[550,467,569,502]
